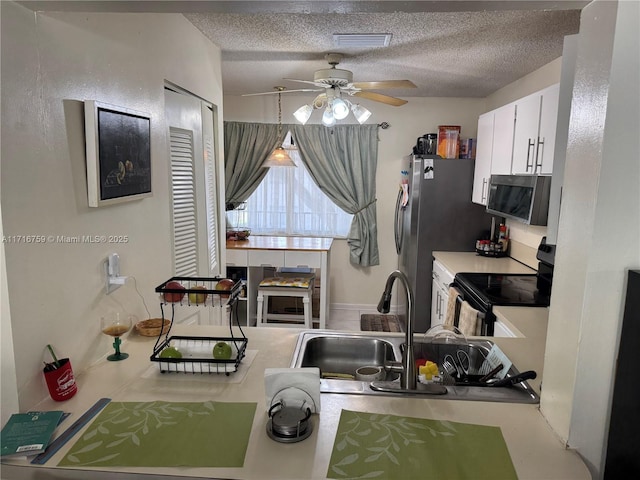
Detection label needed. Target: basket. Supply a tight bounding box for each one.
[150,335,247,374]
[135,318,171,337]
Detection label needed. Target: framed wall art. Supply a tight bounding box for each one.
[84,100,152,207]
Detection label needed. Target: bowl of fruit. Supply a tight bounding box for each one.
[226,228,251,241]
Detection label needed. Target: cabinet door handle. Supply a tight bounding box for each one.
[535,137,544,172]
[435,291,441,316]
[481,178,488,202]
[526,138,535,172]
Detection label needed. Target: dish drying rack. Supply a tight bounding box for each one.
[150,276,247,375]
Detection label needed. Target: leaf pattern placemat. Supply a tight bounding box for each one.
[328,409,517,480]
[58,401,256,468]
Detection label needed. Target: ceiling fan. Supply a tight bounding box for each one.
[242,53,416,126]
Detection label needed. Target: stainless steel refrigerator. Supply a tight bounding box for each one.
[394,154,491,332]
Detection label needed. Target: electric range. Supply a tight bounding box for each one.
[451,238,555,335]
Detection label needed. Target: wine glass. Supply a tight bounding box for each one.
[101,313,134,361]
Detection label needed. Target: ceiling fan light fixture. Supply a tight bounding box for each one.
[331,98,350,120]
[293,104,313,124]
[322,107,336,127]
[351,104,372,124]
[264,146,296,167]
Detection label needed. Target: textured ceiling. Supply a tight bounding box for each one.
[21,1,583,99]
[185,8,581,98]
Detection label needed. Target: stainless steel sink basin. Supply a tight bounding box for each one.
[290,330,539,403]
[298,335,398,380]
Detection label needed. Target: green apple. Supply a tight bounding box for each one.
[188,285,208,304]
[212,341,232,360]
[159,346,182,359]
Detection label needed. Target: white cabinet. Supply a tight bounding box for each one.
[472,84,560,201]
[472,112,494,205]
[471,105,515,205]
[493,320,517,338]
[512,84,560,174]
[491,103,516,174]
[536,84,560,174]
[431,259,455,325]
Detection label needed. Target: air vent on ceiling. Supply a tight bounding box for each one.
[333,33,392,48]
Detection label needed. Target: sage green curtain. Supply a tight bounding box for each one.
[290,124,379,267]
[223,121,286,210]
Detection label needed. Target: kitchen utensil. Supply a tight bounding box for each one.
[456,350,470,375]
[442,355,460,378]
[489,370,537,387]
[46,344,61,369]
[416,136,427,154]
[424,133,437,155]
[479,344,512,379]
[455,370,537,387]
[479,363,503,383]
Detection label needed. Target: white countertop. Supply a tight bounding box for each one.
[2,319,588,480]
[433,251,537,275]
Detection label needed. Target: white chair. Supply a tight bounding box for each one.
[256,274,315,328]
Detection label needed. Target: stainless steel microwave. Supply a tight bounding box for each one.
[486,175,551,225]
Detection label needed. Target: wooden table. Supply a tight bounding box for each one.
[226,236,333,329]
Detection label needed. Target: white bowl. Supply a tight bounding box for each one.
[355,366,385,382]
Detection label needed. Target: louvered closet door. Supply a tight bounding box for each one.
[165,88,221,325]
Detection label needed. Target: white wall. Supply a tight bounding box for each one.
[1,203,20,426]
[0,2,225,409]
[542,1,640,477]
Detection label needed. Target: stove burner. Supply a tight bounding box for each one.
[455,272,551,308]
[266,402,313,443]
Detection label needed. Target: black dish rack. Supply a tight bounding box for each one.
[150,276,247,375]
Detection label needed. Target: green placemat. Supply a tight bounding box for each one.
[328,409,517,480]
[58,401,256,468]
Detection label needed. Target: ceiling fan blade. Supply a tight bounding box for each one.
[353,91,408,106]
[283,78,323,87]
[242,88,321,97]
[351,80,417,90]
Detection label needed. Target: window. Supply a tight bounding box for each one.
[227,133,353,237]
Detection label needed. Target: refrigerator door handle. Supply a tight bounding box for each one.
[394,188,404,255]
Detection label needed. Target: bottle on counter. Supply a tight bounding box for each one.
[498,224,508,252]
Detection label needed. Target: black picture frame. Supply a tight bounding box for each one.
[85,100,152,207]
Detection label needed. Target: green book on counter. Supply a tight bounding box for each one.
[1,411,64,457]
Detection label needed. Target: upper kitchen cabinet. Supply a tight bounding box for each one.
[471,105,515,205]
[491,103,517,174]
[512,84,560,174]
[472,112,494,205]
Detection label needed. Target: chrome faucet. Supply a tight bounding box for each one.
[377,270,416,390]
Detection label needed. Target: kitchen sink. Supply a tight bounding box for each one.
[297,334,399,381]
[290,331,539,403]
